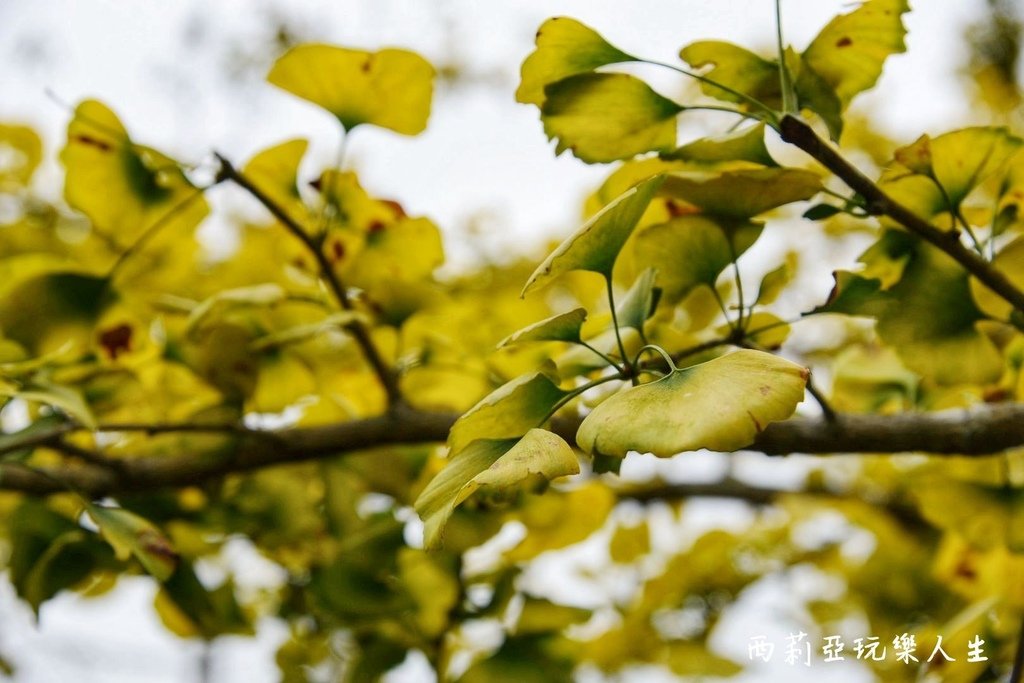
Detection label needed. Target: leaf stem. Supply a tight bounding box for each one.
[215,153,404,407]
[774,0,796,114]
[580,340,625,373]
[605,278,632,375]
[538,374,624,426]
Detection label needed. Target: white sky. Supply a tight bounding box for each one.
[0,1,1001,681]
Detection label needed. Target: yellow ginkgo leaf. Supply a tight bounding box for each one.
[242,139,310,231]
[61,100,208,244]
[267,44,435,135]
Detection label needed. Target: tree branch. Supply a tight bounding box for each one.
[213,153,403,406]
[778,114,1024,313]
[4,403,1024,497]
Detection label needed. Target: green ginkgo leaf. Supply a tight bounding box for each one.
[616,268,660,331]
[541,73,683,163]
[415,429,579,549]
[268,44,434,135]
[516,17,635,106]
[891,128,1023,209]
[523,175,663,295]
[498,308,587,348]
[576,349,807,457]
[802,0,910,108]
[970,236,1024,321]
[632,216,762,304]
[448,370,569,454]
[663,123,777,167]
[61,100,209,242]
[659,168,822,219]
[679,41,779,106]
[86,503,178,581]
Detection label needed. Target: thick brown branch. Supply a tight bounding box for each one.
[214,153,403,406]
[3,403,1024,497]
[778,114,1024,313]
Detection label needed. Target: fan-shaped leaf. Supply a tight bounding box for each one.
[541,74,683,163]
[415,429,579,549]
[577,349,807,457]
[523,175,663,295]
[268,45,434,134]
[517,17,635,106]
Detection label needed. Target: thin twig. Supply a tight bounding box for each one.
[214,153,403,406]
[805,376,837,422]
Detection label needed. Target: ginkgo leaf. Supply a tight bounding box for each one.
[267,44,434,135]
[616,268,659,331]
[498,308,587,348]
[4,381,97,429]
[415,429,579,549]
[186,284,287,334]
[0,269,111,355]
[523,175,663,295]
[632,216,762,304]
[0,123,42,186]
[448,370,569,454]
[802,0,910,108]
[970,236,1024,321]
[242,139,310,230]
[541,74,683,163]
[61,100,208,242]
[516,17,635,106]
[609,521,650,564]
[814,231,1002,385]
[86,503,178,581]
[659,168,822,219]
[756,256,796,305]
[576,349,807,457]
[904,128,1021,208]
[679,41,779,106]
[339,217,444,288]
[663,123,776,166]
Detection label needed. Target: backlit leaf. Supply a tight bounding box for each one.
[498,308,587,347]
[61,100,208,242]
[86,503,178,581]
[523,175,663,295]
[517,17,635,106]
[415,429,579,549]
[268,44,434,134]
[970,236,1024,321]
[616,267,660,331]
[663,123,776,166]
[577,349,807,457]
[659,167,822,219]
[541,74,683,163]
[802,0,910,108]
[242,139,310,231]
[448,370,569,454]
[632,216,762,304]
[679,41,778,106]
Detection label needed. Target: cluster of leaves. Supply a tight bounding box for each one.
[0,0,1023,680]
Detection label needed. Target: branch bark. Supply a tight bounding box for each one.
[214,153,403,406]
[4,403,1024,497]
[778,114,1024,313]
